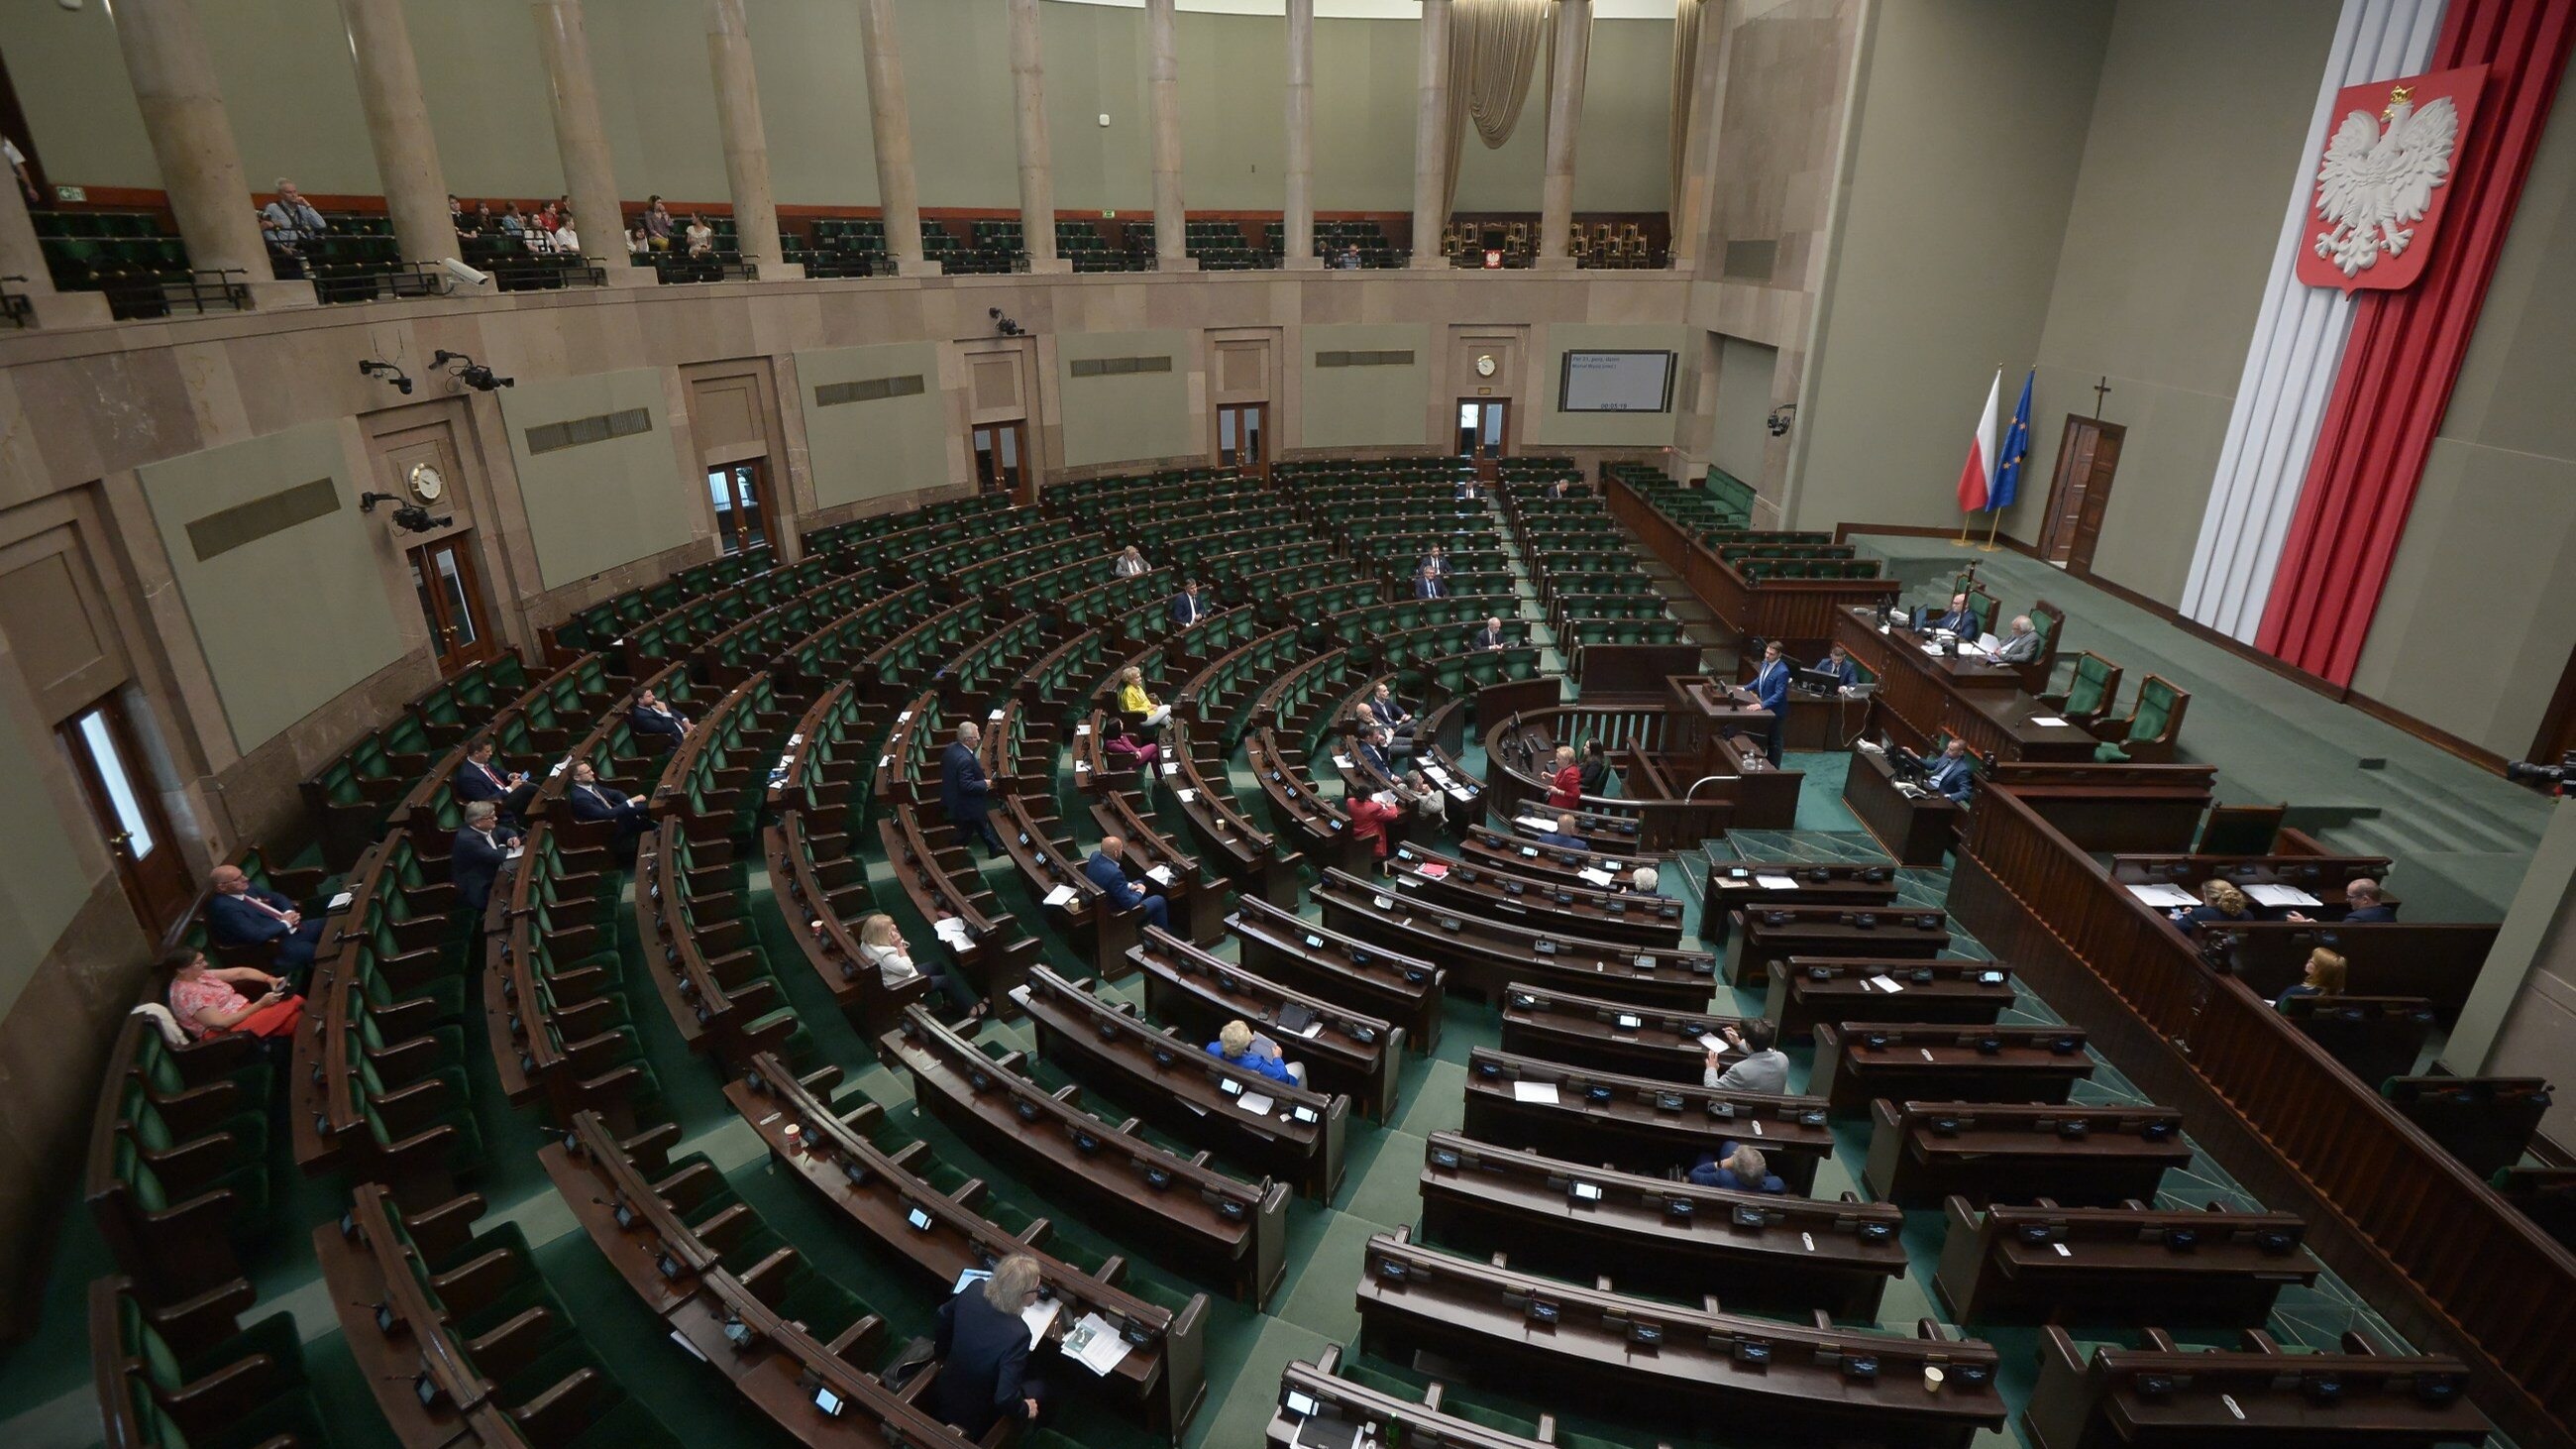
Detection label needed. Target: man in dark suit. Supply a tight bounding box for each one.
[1812,643,1861,689]
[932,1256,1045,1435]
[1471,616,1506,651]
[1169,579,1207,627]
[2339,878,2396,923]
[1356,727,1398,780]
[566,760,652,856]
[1370,682,1416,744]
[450,802,521,917]
[1414,564,1446,600]
[628,688,691,748]
[941,723,1005,857]
[1536,814,1589,851]
[1688,1141,1785,1193]
[1743,639,1791,764]
[1083,835,1169,930]
[453,739,539,821]
[204,865,328,977]
[1419,544,1449,579]
[1929,592,1978,635]
[1921,738,1976,803]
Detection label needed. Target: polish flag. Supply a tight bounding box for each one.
[1956,369,2000,512]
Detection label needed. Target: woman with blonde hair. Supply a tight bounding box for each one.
[932,1253,1047,1433]
[1546,743,1583,809]
[1117,666,1170,728]
[853,912,981,1020]
[2183,878,2256,925]
[2277,947,2348,1010]
[1208,1018,1304,1086]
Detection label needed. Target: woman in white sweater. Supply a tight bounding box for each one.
[855,913,982,1021]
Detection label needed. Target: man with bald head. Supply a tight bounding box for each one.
[204,864,329,977]
[1082,835,1168,931]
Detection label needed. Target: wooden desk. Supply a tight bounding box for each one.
[1315,868,1716,1012]
[1498,981,1753,1082]
[1702,859,1902,941]
[313,1185,491,1448]
[1386,843,1687,948]
[1357,1228,2002,1449]
[1811,1023,2093,1117]
[1952,689,2101,764]
[1725,905,1951,989]
[1843,746,1961,867]
[1933,1198,2319,1327]
[2203,922,2500,1021]
[1768,957,2019,1040]
[2023,1325,2489,1449]
[1230,898,1445,1055]
[724,1054,1207,1438]
[1464,1047,1833,1193]
[1420,1132,1907,1318]
[1265,1349,1556,1449]
[1864,1100,2193,1208]
[2280,994,2438,1087]
[1132,928,1403,1123]
[1834,609,2022,754]
[892,1007,1289,1303]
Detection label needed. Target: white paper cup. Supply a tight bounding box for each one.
[1923,1365,1945,1393]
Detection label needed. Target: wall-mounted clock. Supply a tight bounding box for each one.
[1474,354,1498,378]
[407,461,446,504]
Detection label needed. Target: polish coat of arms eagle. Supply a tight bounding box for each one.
[2311,91,2461,277]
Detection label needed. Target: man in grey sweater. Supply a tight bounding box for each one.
[1703,1019,1788,1093]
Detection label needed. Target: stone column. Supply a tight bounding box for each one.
[336,0,453,268]
[703,0,797,278]
[1007,0,1064,272]
[0,173,109,327]
[531,0,647,284]
[1668,0,1732,270]
[107,0,303,304]
[1536,0,1593,270]
[856,0,939,276]
[1408,0,1453,269]
[1282,0,1320,269]
[1145,0,1192,270]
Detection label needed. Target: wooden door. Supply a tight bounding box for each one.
[1457,400,1509,479]
[706,459,775,555]
[407,535,499,677]
[2040,416,2123,573]
[1218,403,1267,477]
[60,694,194,933]
[971,420,1029,501]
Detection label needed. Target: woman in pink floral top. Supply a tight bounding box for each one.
[163,948,303,1040]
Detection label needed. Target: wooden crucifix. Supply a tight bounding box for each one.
[2090,376,2113,418]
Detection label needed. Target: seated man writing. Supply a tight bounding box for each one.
[1083,835,1169,931]
[1986,614,2042,664]
[1688,1141,1785,1194]
[1702,1020,1787,1092]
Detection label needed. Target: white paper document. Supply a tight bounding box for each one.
[2124,883,2200,908]
[1176,788,1198,803]
[1041,884,1079,908]
[2245,883,2322,909]
[1517,816,1556,833]
[1062,1312,1132,1376]
[989,709,1007,723]
[1511,1081,1561,1105]
[1235,1092,1276,1117]
[327,892,354,912]
[2028,716,2070,727]
[1921,644,1950,658]
[1578,868,1616,887]
[1870,974,1904,993]
[1754,874,1799,891]
[1020,1297,1062,1348]
[932,918,973,947]
[1333,755,1354,770]
[1146,865,1176,886]
[1976,632,2002,652]
[1161,761,1179,776]
[1074,724,1091,736]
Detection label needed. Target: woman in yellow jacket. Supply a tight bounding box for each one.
[1117,666,1171,728]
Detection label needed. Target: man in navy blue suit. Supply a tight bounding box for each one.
[942,722,1006,856]
[1535,814,1589,851]
[565,760,653,856]
[1419,543,1449,579]
[1923,738,1976,803]
[1169,579,1207,627]
[1083,835,1168,931]
[205,864,328,977]
[2337,878,2396,923]
[1414,564,1446,600]
[1356,726,1398,780]
[1688,1142,1785,1193]
[450,801,521,917]
[1929,592,1978,635]
[1745,640,1791,764]
[628,687,691,748]
[453,738,539,821]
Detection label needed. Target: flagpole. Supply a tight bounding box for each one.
[1955,510,1975,546]
[1980,508,2003,552]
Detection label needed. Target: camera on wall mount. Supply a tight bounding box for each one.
[2505,751,2576,796]
[989,307,1025,338]
[1767,403,1796,437]
[432,349,514,392]
[358,359,412,394]
[359,491,451,535]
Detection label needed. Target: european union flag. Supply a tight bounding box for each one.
[1989,369,2034,512]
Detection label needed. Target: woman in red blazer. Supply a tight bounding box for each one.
[1348,791,1402,865]
[1547,744,1583,810]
